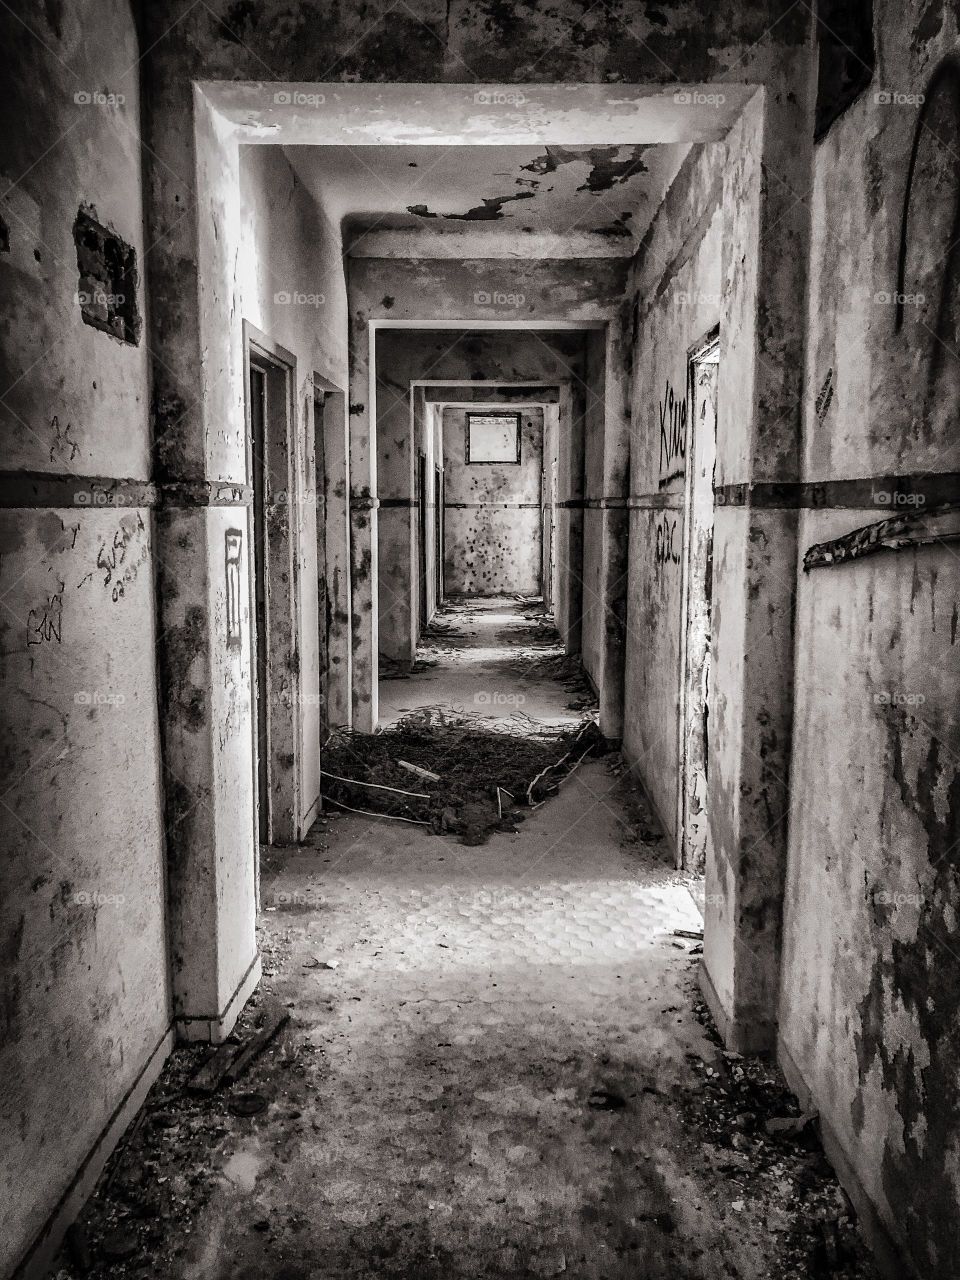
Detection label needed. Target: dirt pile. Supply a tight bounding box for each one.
[320,708,604,844]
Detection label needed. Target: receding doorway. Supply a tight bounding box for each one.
[677,329,719,872]
[244,323,298,851]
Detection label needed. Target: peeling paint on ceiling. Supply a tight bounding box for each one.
[283,142,689,256]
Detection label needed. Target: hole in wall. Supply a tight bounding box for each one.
[73,206,141,345]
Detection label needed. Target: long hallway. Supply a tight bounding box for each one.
[60,645,877,1279]
[6,6,959,1276]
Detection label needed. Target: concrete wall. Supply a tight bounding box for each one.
[615,3,960,1271]
[238,145,349,832]
[0,3,171,1274]
[442,406,544,595]
[623,144,724,841]
[776,8,960,1274]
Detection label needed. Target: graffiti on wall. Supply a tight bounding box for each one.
[95,514,146,602]
[654,514,681,573]
[658,379,687,488]
[27,583,64,645]
[225,528,243,648]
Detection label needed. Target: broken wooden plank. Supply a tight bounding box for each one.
[673,928,704,941]
[222,1009,290,1085]
[188,1007,290,1095]
[188,1040,247,1096]
[803,502,960,571]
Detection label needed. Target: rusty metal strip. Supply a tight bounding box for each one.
[349,496,380,511]
[444,502,541,509]
[716,472,960,509]
[803,503,960,570]
[0,472,254,509]
[158,480,252,507]
[378,497,418,508]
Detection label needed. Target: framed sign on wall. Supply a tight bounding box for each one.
[466,412,522,464]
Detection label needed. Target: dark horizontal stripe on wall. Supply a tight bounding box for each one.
[0,471,253,509]
[350,496,379,511]
[378,497,418,508]
[445,502,541,510]
[716,472,960,509]
[557,498,628,510]
[627,493,684,510]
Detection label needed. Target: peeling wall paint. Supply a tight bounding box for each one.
[778,5,960,1273]
[622,142,724,841]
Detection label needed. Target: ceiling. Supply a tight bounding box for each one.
[283,142,689,257]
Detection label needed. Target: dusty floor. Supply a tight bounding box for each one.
[53,603,880,1280]
[378,596,593,728]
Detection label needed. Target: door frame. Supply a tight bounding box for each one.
[434,464,443,611]
[676,327,720,871]
[417,449,428,632]
[243,321,300,851]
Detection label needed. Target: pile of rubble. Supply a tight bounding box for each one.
[320,708,605,844]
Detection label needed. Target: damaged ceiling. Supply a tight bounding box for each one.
[283,142,689,256]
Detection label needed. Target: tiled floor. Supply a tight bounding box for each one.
[185,763,741,1280]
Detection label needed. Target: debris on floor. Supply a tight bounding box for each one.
[52,763,882,1280]
[50,991,313,1279]
[378,654,439,679]
[188,1003,289,1096]
[675,986,880,1279]
[320,709,606,843]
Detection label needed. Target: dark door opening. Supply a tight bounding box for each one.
[248,361,270,846]
[314,390,330,743]
[417,450,428,632]
[434,464,443,609]
[245,326,298,848]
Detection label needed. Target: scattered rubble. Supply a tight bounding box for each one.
[675,984,881,1279]
[49,990,315,1279]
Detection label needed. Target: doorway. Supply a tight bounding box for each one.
[244,323,299,849]
[314,389,330,744]
[434,464,444,609]
[417,450,429,632]
[677,330,719,872]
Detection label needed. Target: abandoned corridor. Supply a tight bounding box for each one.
[3,4,959,1279]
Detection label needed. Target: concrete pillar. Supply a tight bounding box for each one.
[143,84,260,1042]
[315,384,353,729]
[589,325,632,743]
[554,381,585,653]
[699,85,812,1053]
